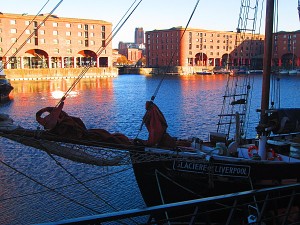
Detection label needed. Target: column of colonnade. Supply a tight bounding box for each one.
[2,56,82,69]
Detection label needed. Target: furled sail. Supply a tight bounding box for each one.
[142,101,176,148]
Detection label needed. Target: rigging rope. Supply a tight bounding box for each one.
[154,169,236,209]
[270,0,280,109]
[45,152,139,225]
[0,0,51,71]
[258,0,265,34]
[10,2,144,221]
[0,0,63,73]
[0,130,209,165]
[151,0,201,102]
[0,150,138,224]
[135,0,201,137]
[154,170,171,225]
[46,152,118,209]
[0,158,102,214]
[56,0,143,107]
[0,166,132,202]
[299,0,300,21]
[217,0,264,140]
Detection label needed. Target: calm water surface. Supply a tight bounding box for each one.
[0,74,300,224]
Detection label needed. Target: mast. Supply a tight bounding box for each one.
[298,0,300,21]
[260,0,274,128]
[258,0,274,159]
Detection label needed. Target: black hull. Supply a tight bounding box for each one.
[131,152,300,223]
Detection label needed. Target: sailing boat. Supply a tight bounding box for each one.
[0,62,14,102]
[0,0,300,223]
[128,0,300,222]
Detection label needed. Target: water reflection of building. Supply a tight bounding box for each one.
[11,78,114,94]
[0,13,113,69]
[145,27,265,70]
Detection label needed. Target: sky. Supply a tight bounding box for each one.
[1,0,299,48]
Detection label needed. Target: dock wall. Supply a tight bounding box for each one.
[119,66,214,75]
[5,67,118,80]
[5,66,216,80]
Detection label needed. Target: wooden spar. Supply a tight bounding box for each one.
[260,0,275,128]
[0,132,126,166]
[298,0,300,21]
[258,0,275,159]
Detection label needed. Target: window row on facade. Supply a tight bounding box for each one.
[0,13,113,69]
[5,18,106,30]
[0,38,106,47]
[6,28,106,38]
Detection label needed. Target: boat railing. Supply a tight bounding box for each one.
[39,183,300,225]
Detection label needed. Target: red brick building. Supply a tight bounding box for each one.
[118,27,145,65]
[135,27,144,45]
[0,13,113,69]
[273,31,300,69]
[118,43,143,64]
[145,27,265,69]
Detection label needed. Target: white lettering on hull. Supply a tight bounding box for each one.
[173,161,250,177]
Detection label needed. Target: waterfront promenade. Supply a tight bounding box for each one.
[5,66,216,80]
[5,67,119,81]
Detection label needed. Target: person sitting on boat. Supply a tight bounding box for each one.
[135,101,176,148]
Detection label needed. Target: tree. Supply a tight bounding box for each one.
[117,55,129,65]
